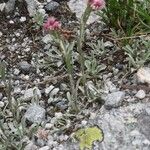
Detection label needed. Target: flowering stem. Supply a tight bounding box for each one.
[77,6,92,92]
[55,33,78,112]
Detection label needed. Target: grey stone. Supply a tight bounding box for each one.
[19,61,31,73]
[135,90,146,99]
[25,0,38,16]
[45,1,59,11]
[0,93,3,100]
[104,91,125,109]
[5,0,16,13]
[25,104,45,123]
[138,115,150,141]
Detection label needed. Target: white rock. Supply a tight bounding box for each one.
[42,34,52,44]
[104,80,117,93]
[0,101,4,108]
[0,31,3,37]
[9,20,14,24]
[24,141,37,150]
[135,90,146,99]
[24,87,41,100]
[20,16,26,22]
[14,87,21,94]
[55,112,63,118]
[14,68,20,75]
[137,67,150,84]
[45,85,54,95]
[39,146,50,150]
[45,123,53,129]
[68,0,100,24]
[0,3,6,12]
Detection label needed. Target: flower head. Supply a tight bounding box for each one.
[43,17,61,31]
[88,0,105,10]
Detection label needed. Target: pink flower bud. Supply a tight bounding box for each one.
[88,0,105,10]
[43,17,61,31]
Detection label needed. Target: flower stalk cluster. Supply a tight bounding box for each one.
[43,0,105,112]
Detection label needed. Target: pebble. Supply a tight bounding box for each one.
[24,87,41,100]
[14,87,21,94]
[135,90,146,99]
[137,67,150,84]
[45,123,53,129]
[45,1,59,11]
[0,101,4,108]
[104,91,125,109]
[25,104,45,123]
[42,34,52,44]
[104,80,117,93]
[14,68,20,75]
[19,61,31,73]
[20,16,26,22]
[39,146,50,150]
[9,20,14,24]
[0,93,3,100]
[0,31,3,37]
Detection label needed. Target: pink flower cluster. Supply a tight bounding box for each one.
[88,0,105,10]
[43,17,61,31]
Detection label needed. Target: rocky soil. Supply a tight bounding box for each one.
[0,0,150,150]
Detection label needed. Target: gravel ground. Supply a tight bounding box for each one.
[0,0,150,150]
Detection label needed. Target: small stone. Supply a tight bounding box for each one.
[45,123,53,129]
[24,141,38,150]
[9,20,14,24]
[24,47,30,52]
[104,80,117,93]
[0,93,3,100]
[45,1,59,11]
[45,85,54,95]
[19,61,31,73]
[0,31,3,37]
[0,3,5,12]
[14,68,20,75]
[135,90,146,99]
[15,32,20,37]
[25,104,45,123]
[5,0,16,13]
[20,16,26,22]
[137,67,150,84]
[38,8,46,15]
[104,91,125,109]
[24,87,41,100]
[14,87,21,94]
[39,146,50,150]
[81,120,87,126]
[42,34,52,44]
[0,101,4,108]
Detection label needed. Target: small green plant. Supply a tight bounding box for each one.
[123,38,150,69]
[32,11,45,30]
[0,63,38,149]
[99,0,150,36]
